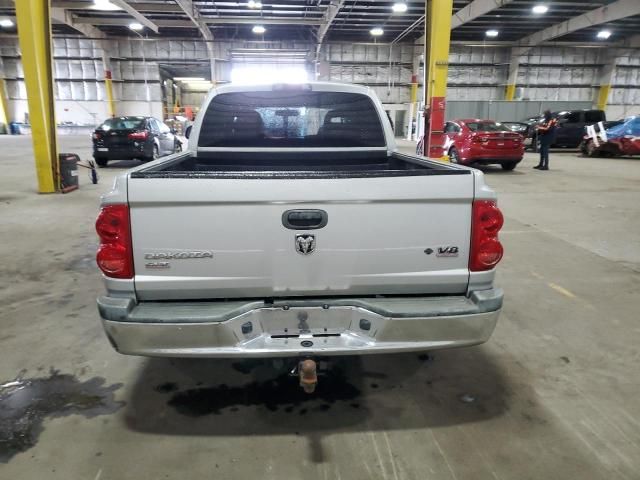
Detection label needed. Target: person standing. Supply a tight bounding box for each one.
[534,110,557,170]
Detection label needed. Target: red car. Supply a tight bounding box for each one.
[443,119,525,170]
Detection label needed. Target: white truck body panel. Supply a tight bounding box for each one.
[129,173,473,300]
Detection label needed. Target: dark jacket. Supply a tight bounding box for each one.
[538,118,557,140]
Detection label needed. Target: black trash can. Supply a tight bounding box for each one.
[59,153,80,193]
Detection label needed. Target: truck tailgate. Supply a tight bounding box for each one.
[128,173,474,300]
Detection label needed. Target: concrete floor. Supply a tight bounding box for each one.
[1,135,639,479]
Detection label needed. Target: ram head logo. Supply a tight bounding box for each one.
[295,234,316,255]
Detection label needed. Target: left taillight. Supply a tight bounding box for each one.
[92,132,102,140]
[95,204,134,279]
[469,200,504,272]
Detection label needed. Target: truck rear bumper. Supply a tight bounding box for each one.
[98,289,503,358]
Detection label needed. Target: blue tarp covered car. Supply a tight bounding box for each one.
[580,116,640,157]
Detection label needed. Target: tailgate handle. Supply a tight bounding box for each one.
[282,209,328,230]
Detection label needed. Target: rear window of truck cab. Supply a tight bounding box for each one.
[197,91,386,148]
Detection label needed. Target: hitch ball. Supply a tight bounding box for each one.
[299,359,318,394]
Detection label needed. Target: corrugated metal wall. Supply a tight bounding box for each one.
[446,100,593,122]
[1,36,638,124]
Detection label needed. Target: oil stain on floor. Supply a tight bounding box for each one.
[163,370,361,417]
[0,370,124,463]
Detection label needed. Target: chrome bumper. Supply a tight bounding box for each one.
[98,289,502,358]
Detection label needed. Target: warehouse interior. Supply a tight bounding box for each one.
[1,0,640,478]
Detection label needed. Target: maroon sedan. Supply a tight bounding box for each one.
[443,119,525,170]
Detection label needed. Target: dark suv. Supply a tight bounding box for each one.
[529,109,606,151]
[92,116,181,167]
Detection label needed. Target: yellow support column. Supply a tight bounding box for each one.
[505,84,516,101]
[105,74,115,117]
[595,57,616,112]
[0,78,9,133]
[101,46,115,117]
[15,0,59,193]
[423,0,453,160]
[596,85,611,111]
[504,48,522,101]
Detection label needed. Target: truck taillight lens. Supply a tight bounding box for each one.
[92,132,102,140]
[96,204,133,279]
[128,131,149,141]
[470,200,504,271]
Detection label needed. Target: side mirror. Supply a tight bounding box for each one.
[185,125,192,139]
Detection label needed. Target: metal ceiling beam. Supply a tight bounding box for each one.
[72,16,191,27]
[618,33,640,48]
[173,0,215,81]
[317,0,346,44]
[52,1,182,11]
[51,7,105,38]
[416,0,514,44]
[72,16,323,26]
[108,0,159,33]
[205,17,323,25]
[515,0,640,48]
[174,0,213,40]
[451,0,515,29]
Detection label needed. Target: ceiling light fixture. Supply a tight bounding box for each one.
[248,0,262,9]
[129,22,144,31]
[92,0,122,11]
[0,19,14,28]
[370,27,384,36]
[597,30,611,39]
[485,29,499,37]
[532,5,548,14]
[252,25,266,34]
[392,3,408,13]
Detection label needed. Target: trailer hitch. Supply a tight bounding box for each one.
[291,359,318,393]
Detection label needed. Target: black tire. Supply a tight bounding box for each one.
[585,140,599,158]
[501,162,517,171]
[143,144,159,163]
[94,157,108,167]
[579,141,588,156]
[448,147,460,164]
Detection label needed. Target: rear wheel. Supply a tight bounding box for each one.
[501,162,517,171]
[448,147,460,164]
[94,157,108,167]
[143,144,159,163]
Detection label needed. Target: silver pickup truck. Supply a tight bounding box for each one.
[96,82,504,362]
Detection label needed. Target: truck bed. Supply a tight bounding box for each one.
[130,151,469,179]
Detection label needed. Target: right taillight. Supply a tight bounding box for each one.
[95,204,134,279]
[470,200,504,271]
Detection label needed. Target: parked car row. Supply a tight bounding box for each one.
[504,109,607,152]
[92,116,182,167]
